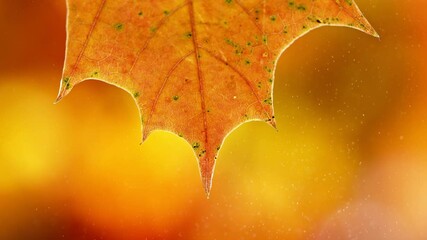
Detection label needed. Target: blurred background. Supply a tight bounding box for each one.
[0,0,426,239]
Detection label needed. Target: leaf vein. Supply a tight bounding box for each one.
[70,0,107,77]
[143,50,195,138]
[200,47,271,120]
[189,0,209,156]
[128,1,191,75]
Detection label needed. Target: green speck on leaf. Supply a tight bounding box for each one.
[114,23,124,31]
[263,97,272,105]
[63,77,71,90]
[297,5,306,11]
[90,71,99,77]
[185,32,192,38]
[262,35,268,44]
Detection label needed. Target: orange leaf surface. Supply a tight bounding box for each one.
[56,0,377,196]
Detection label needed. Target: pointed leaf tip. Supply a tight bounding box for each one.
[200,166,213,198]
[372,30,380,39]
[55,76,73,104]
[198,154,215,199]
[54,87,66,104]
[54,95,62,104]
[202,174,212,199]
[347,1,379,38]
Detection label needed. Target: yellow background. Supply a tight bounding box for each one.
[1,0,426,239]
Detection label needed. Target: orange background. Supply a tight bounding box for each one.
[1,0,426,239]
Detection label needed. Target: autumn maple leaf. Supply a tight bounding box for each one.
[56,0,377,196]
